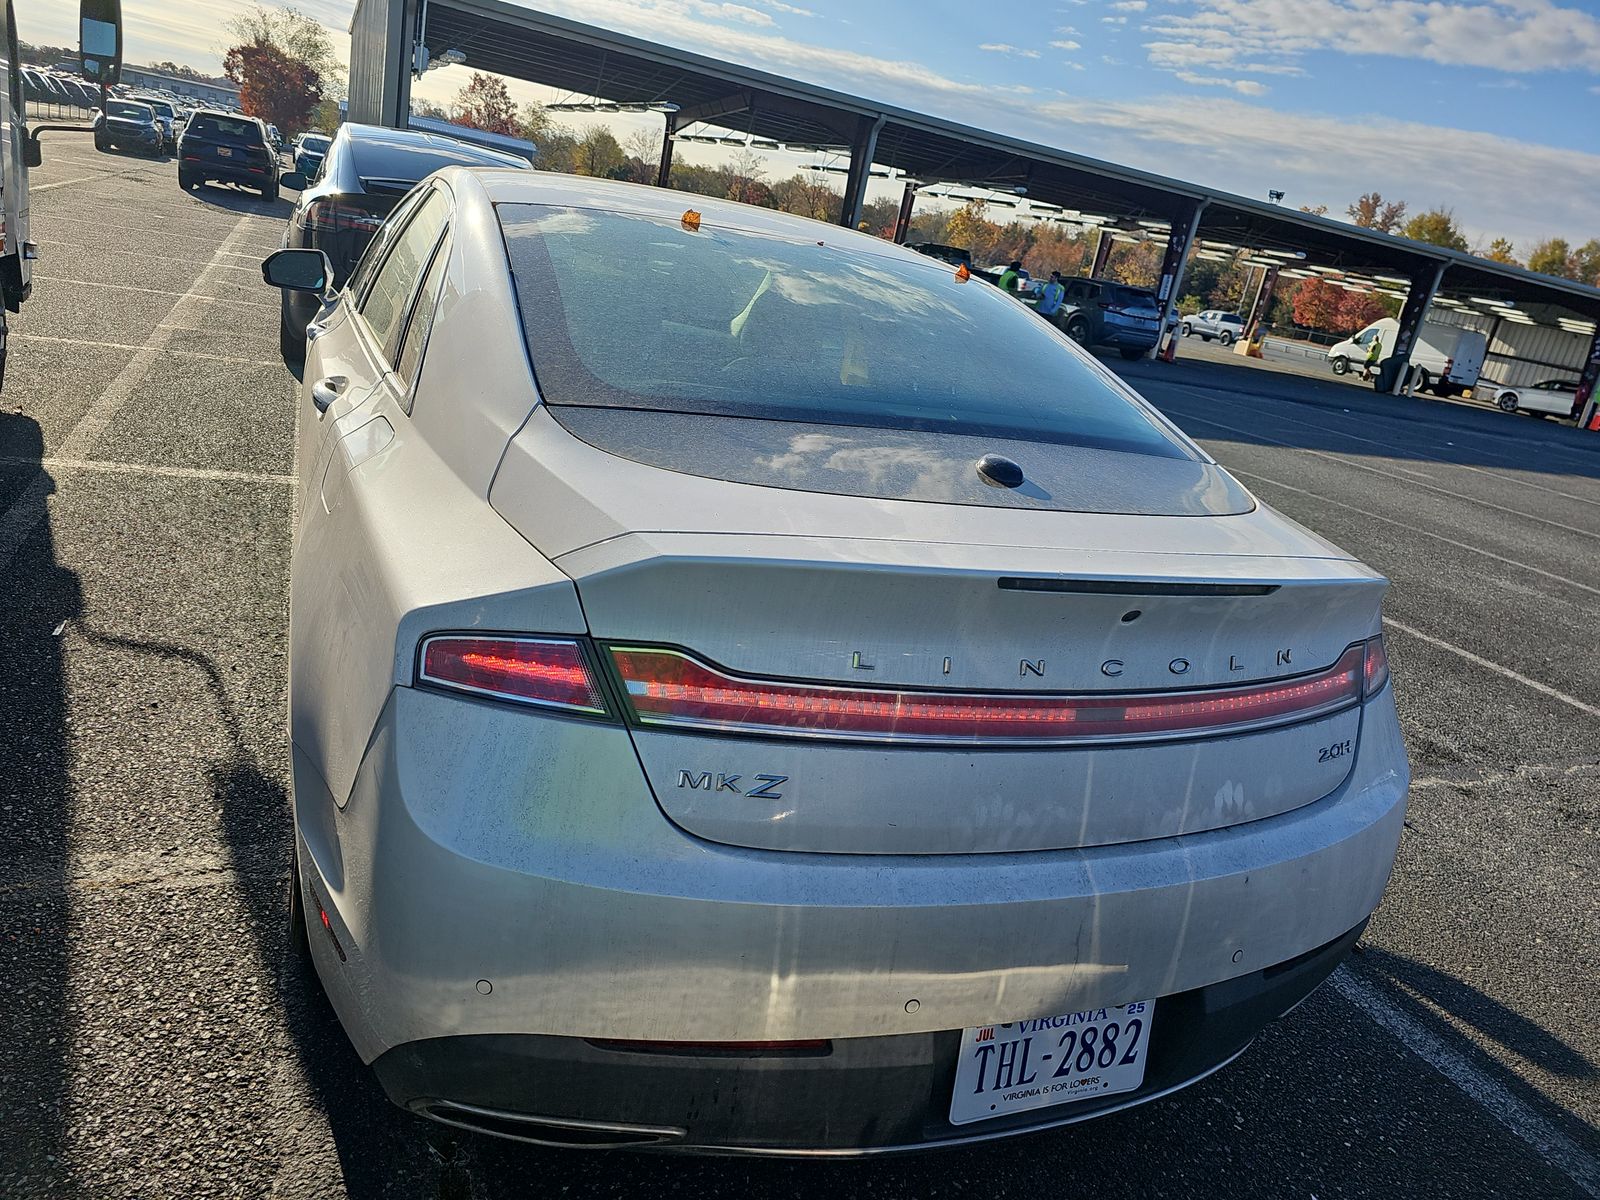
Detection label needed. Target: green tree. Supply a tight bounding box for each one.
[574,127,626,178]
[1573,239,1600,286]
[1401,207,1469,252]
[451,72,518,136]
[222,5,342,95]
[1483,237,1519,266]
[1526,238,1576,279]
[1348,192,1407,233]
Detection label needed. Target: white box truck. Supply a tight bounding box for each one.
[1326,317,1488,398]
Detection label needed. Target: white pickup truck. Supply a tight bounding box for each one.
[1327,317,1488,398]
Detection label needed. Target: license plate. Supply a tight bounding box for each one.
[949,1001,1153,1126]
[217,147,232,157]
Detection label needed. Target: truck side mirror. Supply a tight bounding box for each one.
[79,0,124,88]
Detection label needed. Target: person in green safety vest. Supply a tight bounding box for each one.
[1362,329,1384,381]
[997,260,1022,293]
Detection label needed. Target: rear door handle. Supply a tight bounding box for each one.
[311,375,347,414]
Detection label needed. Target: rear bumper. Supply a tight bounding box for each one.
[295,677,1407,1067]
[372,919,1364,1154]
[184,158,274,186]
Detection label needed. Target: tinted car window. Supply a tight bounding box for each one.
[358,190,448,365]
[1105,284,1158,310]
[301,134,331,153]
[348,135,525,184]
[500,206,1192,459]
[188,114,261,143]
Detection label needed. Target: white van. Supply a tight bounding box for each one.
[1327,317,1487,397]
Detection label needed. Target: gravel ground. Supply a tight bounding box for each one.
[1,138,1595,1199]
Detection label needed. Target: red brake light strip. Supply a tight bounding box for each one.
[419,636,608,715]
[609,644,1369,745]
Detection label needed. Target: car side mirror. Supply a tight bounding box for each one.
[280,171,307,191]
[262,248,333,297]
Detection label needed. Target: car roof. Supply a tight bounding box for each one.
[338,122,529,170]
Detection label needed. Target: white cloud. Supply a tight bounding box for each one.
[979,42,1040,57]
[1145,0,1600,77]
[756,0,817,13]
[1101,15,1128,24]
[1050,39,1082,50]
[1112,0,1149,9]
[1056,24,1080,35]
[1174,72,1269,95]
[687,1,774,26]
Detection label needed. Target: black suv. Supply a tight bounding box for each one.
[178,110,281,200]
[93,100,163,156]
[276,121,529,360]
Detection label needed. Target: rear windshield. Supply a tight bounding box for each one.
[499,205,1193,459]
[188,114,260,143]
[1106,284,1158,310]
[301,134,331,152]
[349,136,526,184]
[106,101,153,120]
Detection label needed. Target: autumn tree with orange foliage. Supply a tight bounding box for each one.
[223,40,322,137]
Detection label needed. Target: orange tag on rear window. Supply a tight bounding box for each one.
[681,209,702,231]
[955,263,971,282]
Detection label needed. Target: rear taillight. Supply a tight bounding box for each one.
[304,198,385,234]
[1363,634,1390,698]
[607,643,1367,746]
[418,636,609,716]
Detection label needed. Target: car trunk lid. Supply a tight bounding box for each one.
[555,530,1383,855]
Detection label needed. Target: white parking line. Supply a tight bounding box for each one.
[1382,617,1600,718]
[0,213,262,574]
[1168,400,1600,542]
[1229,466,1600,600]
[28,274,279,308]
[28,457,293,486]
[1330,969,1600,1199]
[32,174,106,192]
[32,239,263,273]
[16,333,268,366]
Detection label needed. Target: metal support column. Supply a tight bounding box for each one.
[838,113,885,229]
[1089,227,1114,278]
[892,180,917,244]
[1152,199,1205,360]
[1234,264,1281,357]
[1575,325,1600,430]
[1386,262,1446,395]
[655,111,678,188]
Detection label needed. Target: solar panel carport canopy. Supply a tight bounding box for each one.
[349,0,1600,383]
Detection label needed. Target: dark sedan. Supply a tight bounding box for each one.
[276,121,530,360]
[93,100,163,156]
[178,111,280,200]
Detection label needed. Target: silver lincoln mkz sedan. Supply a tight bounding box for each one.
[262,170,1409,1155]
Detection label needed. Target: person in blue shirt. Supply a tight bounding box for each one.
[1036,271,1066,325]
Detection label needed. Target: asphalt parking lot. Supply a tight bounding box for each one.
[2,138,1597,1200]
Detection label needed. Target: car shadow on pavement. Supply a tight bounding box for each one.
[0,415,81,1197]
[186,182,295,219]
[1351,944,1597,1084]
[1121,356,1600,478]
[64,611,482,1198]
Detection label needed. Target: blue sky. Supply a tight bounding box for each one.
[24,0,1600,247]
